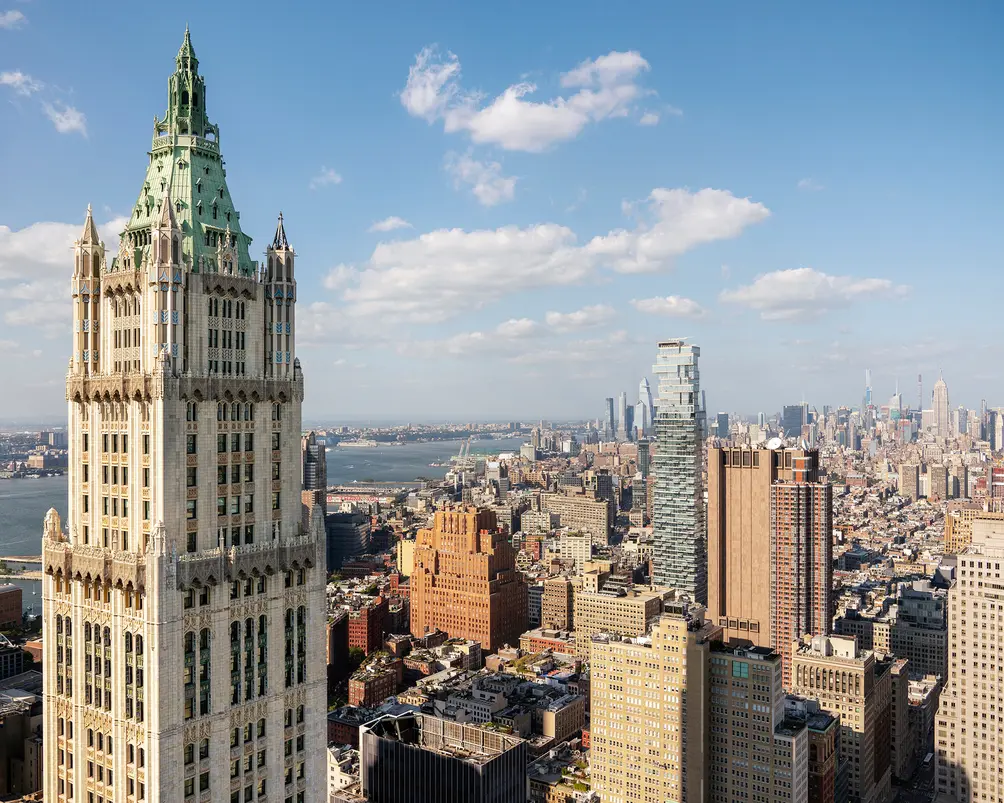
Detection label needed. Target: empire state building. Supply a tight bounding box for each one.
[41,30,326,803]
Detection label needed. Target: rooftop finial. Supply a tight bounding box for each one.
[272,212,290,250]
[177,25,197,68]
[81,204,100,244]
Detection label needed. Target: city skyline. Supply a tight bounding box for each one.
[2,3,1003,419]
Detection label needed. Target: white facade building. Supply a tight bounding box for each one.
[41,31,326,803]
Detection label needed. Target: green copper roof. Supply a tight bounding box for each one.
[113,29,254,276]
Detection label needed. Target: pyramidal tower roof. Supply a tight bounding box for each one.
[272,212,290,250]
[111,28,253,276]
[80,203,100,244]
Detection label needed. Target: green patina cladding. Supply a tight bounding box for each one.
[112,28,254,276]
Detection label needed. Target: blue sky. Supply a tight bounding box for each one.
[1,1,1001,422]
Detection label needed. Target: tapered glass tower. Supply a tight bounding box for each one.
[651,339,706,602]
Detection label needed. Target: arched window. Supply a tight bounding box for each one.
[285,256,292,282]
[125,632,133,653]
[181,90,190,106]
[103,626,110,647]
[184,631,195,654]
[172,237,180,264]
[136,635,144,655]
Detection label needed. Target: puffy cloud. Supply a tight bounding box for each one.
[639,112,659,126]
[42,102,87,135]
[322,264,358,291]
[0,216,125,280]
[0,10,25,29]
[401,317,543,359]
[309,166,342,189]
[719,267,909,321]
[545,304,615,332]
[444,151,516,206]
[399,46,463,122]
[0,70,42,96]
[342,223,590,322]
[0,215,124,337]
[586,188,770,273]
[368,216,412,233]
[401,47,658,152]
[630,295,706,317]
[333,187,768,322]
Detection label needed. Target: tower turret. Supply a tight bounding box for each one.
[71,205,104,375]
[264,213,296,378]
[148,186,185,372]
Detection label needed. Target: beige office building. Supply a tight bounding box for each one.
[542,492,611,546]
[899,463,921,502]
[541,576,575,631]
[791,635,892,803]
[573,585,672,660]
[944,506,1004,554]
[936,518,1004,801]
[591,604,809,803]
[590,604,719,803]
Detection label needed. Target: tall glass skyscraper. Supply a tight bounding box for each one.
[652,340,706,602]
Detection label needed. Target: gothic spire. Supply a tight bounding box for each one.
[272,212,290,250]
[177,25,198,72]
[158,186,178,229]
[81,203,100,244]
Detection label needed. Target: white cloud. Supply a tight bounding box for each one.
[322,264,358,291]
[631,296,706,318]
[0,10,25,29]
[639,112,659,126]
[342,224,588,322]
[797,177,824,192]
[495,317,540,338]
[0,70,42,96]
[42,102,87,136]
[719,267,909,321]
[586,188,770,273]
[0,216,124,280]
[309,166,342,190]
[0,215,125,337]
[509,330,629,365]
[444,151,516,206]
[401,46,658,152]
[399,46,463,122]
[545,304,615,332]
[368,216,412,233]
[401,317,543,359]
[332,186,769,323]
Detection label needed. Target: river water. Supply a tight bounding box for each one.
[0,436,527,612]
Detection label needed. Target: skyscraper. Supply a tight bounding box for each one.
[937,518,1004,801]
[302,430,328,513]
[791,635,892,803]
[864,368,872,408]
[771,456,833,687]
[707,446,832,683]
[636,376,654,437]
[410,508,527,651]
[652,339,706,602]
[41,31,326,802]
[616,391,628,441]
[782,404,807,440]
[715,412,729,440]
[603,397,615,440]
[932,372,950,438]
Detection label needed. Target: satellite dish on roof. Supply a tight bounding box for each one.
[766,437,783,450]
